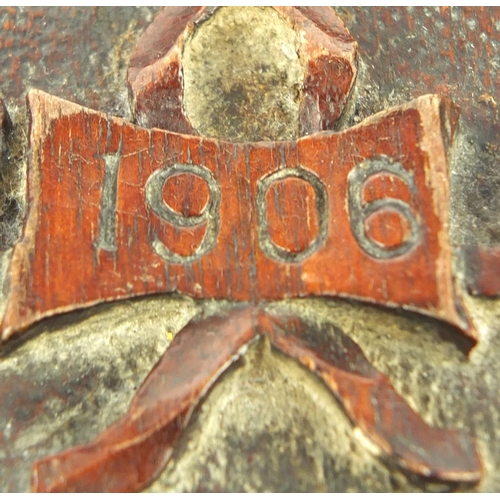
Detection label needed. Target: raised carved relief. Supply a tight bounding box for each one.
[0,6,486,493]
[0,91,471,341]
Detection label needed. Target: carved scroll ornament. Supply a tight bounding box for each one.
[1,91,471,341]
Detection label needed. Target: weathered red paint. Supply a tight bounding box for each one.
[32,306,257,492]
[0,90,473,341]
[1,7,487,492]
[260,310,482,483]
[128,7,358,134]
[31,306,482,492]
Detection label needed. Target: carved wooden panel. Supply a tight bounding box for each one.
[32,306,257,492]
[1,90,472,340]
[0,6,493,493]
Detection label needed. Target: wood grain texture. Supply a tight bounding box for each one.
[2,91,474,339]
[0,90,472,340]
[0,7,497,494]
[31,305,482,492]
[128,7,358,135]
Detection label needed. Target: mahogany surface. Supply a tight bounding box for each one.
[1,90,472,340]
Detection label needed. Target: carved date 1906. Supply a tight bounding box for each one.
[0,80,480,491]
[0,6,485,491]
[1,91,470,342]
